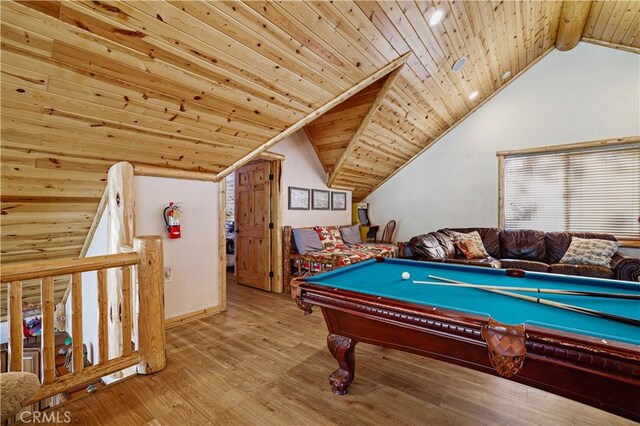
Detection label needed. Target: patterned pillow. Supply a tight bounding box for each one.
[456,239,487,259]
[314,226,345,249]
[559,237,620,267]
[449,231,489,258]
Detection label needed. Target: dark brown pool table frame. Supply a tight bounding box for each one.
[295,280,640,421]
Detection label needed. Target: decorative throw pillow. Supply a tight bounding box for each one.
[559,237,620,267]
[449,231,489,258]
[314,226,345,249]
[292,229,323,254]
[456,238,487,259]
[340,225,362,245]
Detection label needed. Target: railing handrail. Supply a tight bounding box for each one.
[4,236,165,409]
[0,252,140,283]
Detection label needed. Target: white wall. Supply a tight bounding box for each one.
[365,43,640,256]
[271,130,353,227]
[134,176,220,320]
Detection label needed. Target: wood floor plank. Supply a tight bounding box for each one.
[27,275,634,425]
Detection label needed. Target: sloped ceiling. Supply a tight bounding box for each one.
[1,0,638,281]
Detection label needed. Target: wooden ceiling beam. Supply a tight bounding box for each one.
[556,1,593,51]
[215,52,411,181]
[327,61,406,188]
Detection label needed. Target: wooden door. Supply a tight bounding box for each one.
[235,161,272,291]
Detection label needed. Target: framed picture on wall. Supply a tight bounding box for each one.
[288,187,310,210]
[331,191,347,210]
[312,189,330,210]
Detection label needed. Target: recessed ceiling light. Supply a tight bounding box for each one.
[468,91,479,101]
[502,70,512,80]
[452,57,467,73]
[428,9,444,26]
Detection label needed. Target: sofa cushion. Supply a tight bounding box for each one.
[314,226,344,249]
[546,232,618,263]
[545,232,573,264]
[559,237,620,267]
[549,264,614,279]
[442,228,501,258]
[456,238,488,259]
[500,229,546,261]
[448,231,490,258]
[409,233,451,260]
[500,259,549,273]
[340,224,362,245]
[292,228,323,254]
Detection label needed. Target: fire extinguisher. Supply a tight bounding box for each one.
[163,202,182,239]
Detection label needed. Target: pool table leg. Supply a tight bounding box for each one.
[327,334,357,395]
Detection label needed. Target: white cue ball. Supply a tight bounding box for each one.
[401,272,411,280]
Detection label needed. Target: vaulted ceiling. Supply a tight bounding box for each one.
[1,0,639,283]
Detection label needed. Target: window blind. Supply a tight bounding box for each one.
[503,144,640,239]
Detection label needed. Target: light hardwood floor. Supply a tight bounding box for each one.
[33,277,633,425]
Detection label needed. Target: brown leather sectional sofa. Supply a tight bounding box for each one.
[403,227,640,282]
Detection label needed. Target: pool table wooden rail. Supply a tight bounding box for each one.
[297,282,640,421]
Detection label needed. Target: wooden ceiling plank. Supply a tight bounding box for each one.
[2,2,306,125]
[1,164,106,183]
[354,0,457,124]
[486,1,515,81]
[2,80,259,152]
[2,108,249,163]
[0,21,54,58]
[591,1,618,40]
[184,0,351,96]
[216,52,412,181]
[611,2,640,45]
[602,1,633,43]
[0,212,94,226]
[210,1,358,90]
[584,0,605,37]
[50,40,300,129]
[244,1,366,81]
[65,1,328,110]
[0,49,280,140]
[451,1,501,93]
[621,13,640,47]
[1,147,113,174]
[432,0,492,100]
[1,249,83,264]
[46,78,267,146]
[379,1,468,116]
[492,1,518,79]
[305,1,395,69]
[2,137,225,175]
[271,2,380,75]
[327,62,406,188]
[427,0,490,102]
[556,0,593,51]
[329,1,402,63]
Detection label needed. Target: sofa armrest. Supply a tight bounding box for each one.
[611,252,640,282]
[397,242,417,259]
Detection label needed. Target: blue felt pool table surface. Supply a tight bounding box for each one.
[305,259,640,345]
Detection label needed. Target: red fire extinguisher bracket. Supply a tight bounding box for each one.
[163,202,183,239]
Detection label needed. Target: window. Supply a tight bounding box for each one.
[500,142,640,241]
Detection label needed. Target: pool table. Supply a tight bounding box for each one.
[294,258,640,421]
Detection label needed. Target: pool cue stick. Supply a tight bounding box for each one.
[412,280,640,300]
[428,275,640,327]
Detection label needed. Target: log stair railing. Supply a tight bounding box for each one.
[0,236,166,404]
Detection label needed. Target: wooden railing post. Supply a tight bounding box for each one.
[134,236,166,374]
[8,281,23,372]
